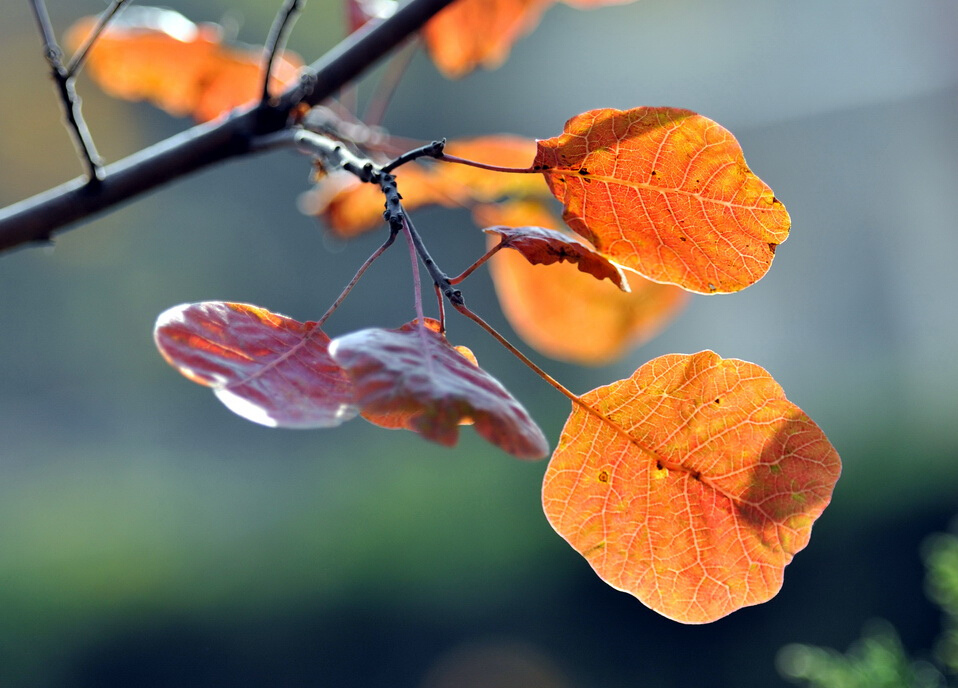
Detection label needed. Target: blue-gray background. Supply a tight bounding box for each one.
[1,0,957,685]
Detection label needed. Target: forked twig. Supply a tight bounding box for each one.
[66,0,131,76]
[262,0,305,102]
[29,0,102,182]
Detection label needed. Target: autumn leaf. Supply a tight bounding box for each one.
[303,136,545,238]
[535,107,790,294]
[476,200,687,365]
[358,318,478,430]
[484,224,629,290]
[329,318,549,459]
[65,7,303,122]
[422,0,554,78]
[154,302,357,428]
[541,351,841,623]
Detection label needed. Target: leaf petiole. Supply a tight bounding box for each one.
[448,242,505,285]
[317,226,398,327]
[436,153,536,175]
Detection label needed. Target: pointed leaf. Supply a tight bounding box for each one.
[535,107,791,293]
[422,0,554,78]
[155,302,357,428]
[484,224,629,290]
[476,201,688,365]
[329,319,549,459]
[66,8,302,122]
[542,351,841,623]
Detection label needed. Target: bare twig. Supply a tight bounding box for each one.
[66,0,131,76]
[29,0,103,182]
[262,0,304,103]
[0,0,457,253]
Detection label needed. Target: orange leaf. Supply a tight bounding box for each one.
[303,136,545,238]
[484,224,629,290]
[65,8,303,122]
[476,200,687,365]
[541,351,841,623]
[154,302,357,428]
[422,0,554,78]
[535,107,791,294]
[329,318,549,459]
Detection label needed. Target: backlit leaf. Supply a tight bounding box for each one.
[422,0,554,78]
[303,136,545,238]
[329,319,549,459]
[346,0,398,32]
[66,7,303,122]
[359,318,478,430]
[476,200,688,365]
[483,224,629,290]
[154,302,357,428]
[541,351,841,623]
[535,107,791,293]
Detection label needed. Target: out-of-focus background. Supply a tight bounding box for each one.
[1,0,957,685]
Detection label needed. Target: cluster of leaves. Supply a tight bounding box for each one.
[64,0,840,624]
[777,524,958,688]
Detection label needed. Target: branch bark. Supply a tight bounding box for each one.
[0,0,456,254]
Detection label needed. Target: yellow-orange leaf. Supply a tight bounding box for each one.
[65,7,302,122]
[535,107,791,294]
[304,136,545,238]
[422,0,554,78]
[542,351,841,623]
[477,201,687,365]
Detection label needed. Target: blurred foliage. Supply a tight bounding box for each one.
[778,523,958,688]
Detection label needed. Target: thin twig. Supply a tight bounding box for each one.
[0,0,458,252]
[433,283,445,332]
[66,0,130,76]
[317,227,398,327]
[29,0,103,182]
[262,0,304,103]
[381,139,444,173]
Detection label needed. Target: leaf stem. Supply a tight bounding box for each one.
[382,139,445,173]
[29,0,103,182]
[65,0,130,76]
[452,303,580,406]
[317,227,398,327]
[401,214,427,325]
[262,0,305,103]
[449,242,505,285]
[437,153,537,175]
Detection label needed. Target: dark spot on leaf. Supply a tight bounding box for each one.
[679,236,687,242]
[768,242,777,254]
[650,170,657,177]
[714,397,721,404]
[691,471,702,481]
[578,167,590,175]
[598,470,609,483]
[656,460,663,470]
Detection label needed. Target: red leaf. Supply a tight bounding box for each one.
[329,319,549,459]
[542,351,841,622]
[483,224,629,290]
[535,107,790,293]
[154,302,357,428]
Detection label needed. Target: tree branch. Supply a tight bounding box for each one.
[0,0,456,254]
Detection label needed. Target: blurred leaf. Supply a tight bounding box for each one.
[66,7,303,122]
